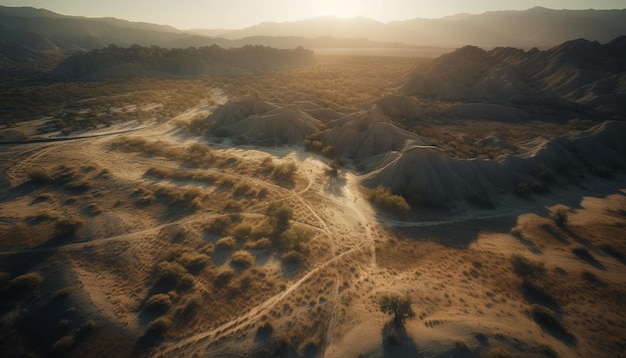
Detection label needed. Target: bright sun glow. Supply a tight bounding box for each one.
[315,0,363,18]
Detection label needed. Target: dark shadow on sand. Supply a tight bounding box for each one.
[382,322,419,358]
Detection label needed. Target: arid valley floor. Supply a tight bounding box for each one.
[1,52,625,358]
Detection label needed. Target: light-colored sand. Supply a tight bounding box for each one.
[1,89,624,358]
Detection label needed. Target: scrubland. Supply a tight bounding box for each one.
[0,54,624,358]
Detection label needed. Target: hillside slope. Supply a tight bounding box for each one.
[48,44,315,80]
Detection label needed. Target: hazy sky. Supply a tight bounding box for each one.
[1,0,624,29]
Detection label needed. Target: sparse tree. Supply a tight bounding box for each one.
[550,206,569,227]
[379,294,415,326]
[510,254,546,284]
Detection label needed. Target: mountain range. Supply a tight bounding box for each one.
[2,6,625,53]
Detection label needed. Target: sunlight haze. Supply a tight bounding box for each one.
[0,0,623,29]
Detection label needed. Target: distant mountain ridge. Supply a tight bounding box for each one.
[402,36,626,116]
[48,44,316,80]
[213,7,626,48]
[3,5,625,52]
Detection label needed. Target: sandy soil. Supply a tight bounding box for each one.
[1,88,624,358]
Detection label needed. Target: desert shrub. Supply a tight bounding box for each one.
[483,347,512,358]
[281,250,304,264]
[135,188,156,204]
[200,243,215,256]
[327,159,341,176]
[245,237,273,249]
[259,157,275,173]
[321,145,335,158]
[581,271,602,284]
[207,216,231,234]
[270,205,292,228]
[272,162,298,181]
[8,272,43,291]
[28,170,53,183]
[178,252,210,272]
[224,200,243,212]
[550,206,569,227]
[257,187,269,198]
[529,305,570,335]
[379,293,415,325]
[144,293,172,313]
[304,139,324,153]
[76,320,97,340]
[232,223,252,240]
[231,250,254,268]
[279,227,313,250]
[53,287,73,299]
[257,321,274,335]
[155,261,186,286]
[369,186,410,216]
[177,274,195,291]
[516,180,549,196]
[233,183,253,196]
[67,180,92,191]
[214,268,235,286]
[146,317,172,336]
[600,243,623,261]
[155,186,202,208]
[50,335,75,354]
[510,255,546,283]
[571,247,595,262]
[216,236,236,250]
[536,164,554,181]
[54,219,83,237]
[184,143,212,167]
[515,182,532,197]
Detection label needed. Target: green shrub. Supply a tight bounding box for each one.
[231,250,254,268]
[550,206,569,227]
[369,186,410,216]
[144,293,172,312]
[216,236,236,250]
[379,293,415,325]
[279,227,313,250]
[510,255,546,283]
